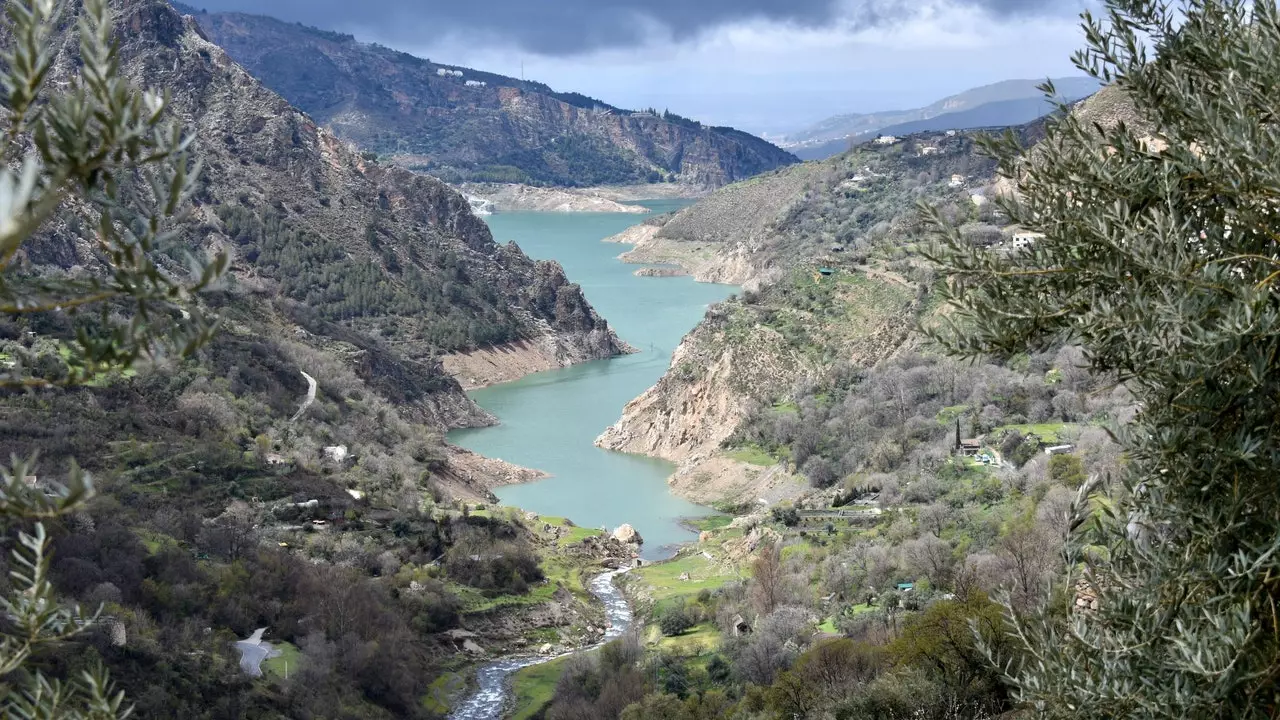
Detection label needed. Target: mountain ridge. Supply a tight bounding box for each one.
[784,76,1101,160]
[171,2,799,187]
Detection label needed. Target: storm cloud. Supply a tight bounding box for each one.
[179,0,1072,55]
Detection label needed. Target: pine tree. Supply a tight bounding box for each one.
[926,1,1280,716]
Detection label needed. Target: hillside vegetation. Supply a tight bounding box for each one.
[0,1,637,716]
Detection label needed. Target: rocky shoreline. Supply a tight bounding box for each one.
[459,183,646,214]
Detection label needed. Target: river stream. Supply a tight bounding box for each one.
[448,569,632,720]
[449,203,736,556]
[446,203,734,717]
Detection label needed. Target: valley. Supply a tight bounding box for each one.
[1,0,1267,719]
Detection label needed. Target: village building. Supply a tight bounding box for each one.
[874,135,897,145]
[1005,226,1047,249]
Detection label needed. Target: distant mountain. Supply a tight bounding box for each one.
[874,96,1071,137]
[784,77,1101,160]
[172,3,797,187]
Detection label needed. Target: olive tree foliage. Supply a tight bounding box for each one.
[925,0,1280,716]
[0,0,225,715]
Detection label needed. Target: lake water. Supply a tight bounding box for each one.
[448,201,735,558]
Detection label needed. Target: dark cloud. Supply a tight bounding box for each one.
[180,0,1072,55]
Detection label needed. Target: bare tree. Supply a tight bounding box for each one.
[903,534,956,588]
[996,519,1059,608]
[749,541,788,617]
[919,502,954,536]
[1036,485,1076,541]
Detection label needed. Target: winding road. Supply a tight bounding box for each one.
[290,371,317,422]
[449,569,632,720]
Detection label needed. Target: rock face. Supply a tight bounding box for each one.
[177,7,798,187]
[459,184,647,214]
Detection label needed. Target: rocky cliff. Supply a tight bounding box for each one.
[172,6,798,188]
[598,130,1008,503]
[7,0,627,498]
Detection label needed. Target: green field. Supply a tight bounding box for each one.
[510,657,570,720]
[635,552,743,606]
[686,515,733,532]
[726,443,779,466]
[657,623,721,655]
[263,641,301,680]
[995,422,1079,444]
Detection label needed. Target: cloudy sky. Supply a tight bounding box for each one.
[183,0,1094,135]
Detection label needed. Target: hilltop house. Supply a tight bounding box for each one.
[1006,227,1047,248]
[919,145,939,156]
[874,135,897,145]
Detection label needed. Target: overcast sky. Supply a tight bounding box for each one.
[182,0,1094,135]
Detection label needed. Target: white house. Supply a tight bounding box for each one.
[919,146,939,156]
[874,135,897,145]
[465,80,487,87]
[949,174,965,188]
[945,130,958,137]
[1008,228,1047,248]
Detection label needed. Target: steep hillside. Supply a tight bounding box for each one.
[8,0,632,497]
[171,4,798,187]
[598,130,1015,503]
[609,131,999,287]
[0,2,645,716]
[785,77,1099,160]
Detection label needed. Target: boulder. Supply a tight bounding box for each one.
[322,445,349,463]
[462,639,485,655]
[698,531,713,543]
[612,524,643,545]
[538,643,554,655]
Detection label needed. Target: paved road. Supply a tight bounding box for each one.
[290,371,317,422]
[234,628,280,677]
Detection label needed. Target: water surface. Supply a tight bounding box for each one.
[449,201,735,557]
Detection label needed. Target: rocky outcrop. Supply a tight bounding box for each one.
[444,330,638,390]
[458,184,646,214]
[611,524,643,546]
[601,162,826,287]
[596,305,820,503]
[181,9,798,187]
